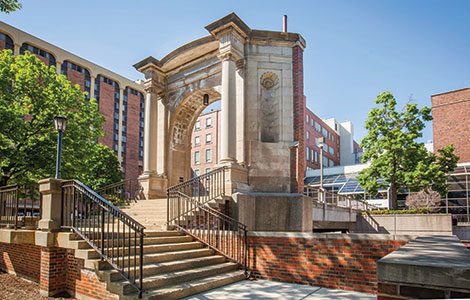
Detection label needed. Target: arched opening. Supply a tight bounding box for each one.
[167,88,221,186]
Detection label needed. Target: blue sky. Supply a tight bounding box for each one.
[3,0,470,142]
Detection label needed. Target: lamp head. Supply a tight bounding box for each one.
[54,115,67,131]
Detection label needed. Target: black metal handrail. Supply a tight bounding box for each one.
[167,166,248,274]
[0,183,41,229]
[97,179,143,206]
[61,180,145,298]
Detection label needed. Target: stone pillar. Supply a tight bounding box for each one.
[143,88,158,174]
[55,61,62,76]
[13,43,20,56]
[37,178,63,232]
[156,95,168,174]
[90,75,96,100]
[235,59,246,164]
[219,53,237,163]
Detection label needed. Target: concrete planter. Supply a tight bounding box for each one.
[354,213,453,235]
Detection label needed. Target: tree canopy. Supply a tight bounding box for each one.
[0,50,122,189]
[0,0,21,13]
[358,91,459,209]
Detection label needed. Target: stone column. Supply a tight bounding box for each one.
[55,61,62,76]
[90,75,96,100]
[235,59,246,164]
[14,43,20,56]
[219,53,237,163]
[143,87,158,174]
[37,178,63,232]
[156,95,168,174]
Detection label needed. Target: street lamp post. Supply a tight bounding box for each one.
[318,137,325,204]
[54,115,67,179]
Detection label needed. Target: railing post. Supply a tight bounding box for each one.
[14,186,19,230]
[37,179,64,232]
[139,234,144,299]
[101,208,105,260]
[167,190,170,225]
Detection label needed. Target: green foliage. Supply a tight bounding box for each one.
[363,207,433,215]
[0,0,21,13]
[0,50,122,188]
[358,92,459,209]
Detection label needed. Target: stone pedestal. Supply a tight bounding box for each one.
[138,172,168,199]
[218,162,249,195]
[37,178,63,232]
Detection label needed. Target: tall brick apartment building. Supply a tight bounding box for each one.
[431,87,470,163]
[0,22,145,182]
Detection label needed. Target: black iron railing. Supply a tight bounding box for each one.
[0,184,41,229]
[167,167,248,274]
[61,180,145,297]
[97,179,142,206]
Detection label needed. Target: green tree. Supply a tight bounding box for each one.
[0,50,122,189]
[358,91,459,210]
[0,0,21,13]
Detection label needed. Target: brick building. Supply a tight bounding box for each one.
[0,21,145,182]
[431,87,470,163]
[190,110,221,177]
[304,108,341,170]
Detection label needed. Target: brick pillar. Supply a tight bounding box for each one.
[40,247,67,297]
[291,45,306,193]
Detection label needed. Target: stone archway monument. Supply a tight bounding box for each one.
[134,13,307,203]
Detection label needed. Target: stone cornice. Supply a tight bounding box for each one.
[205,13,251,40]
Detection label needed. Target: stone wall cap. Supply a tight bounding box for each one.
[234,191,305,198]
[248,231,416,241]
[205,12,252,38]
[378,235,470,268]
[133,56,162,71]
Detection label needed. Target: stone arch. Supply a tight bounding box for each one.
[167,88,221,186]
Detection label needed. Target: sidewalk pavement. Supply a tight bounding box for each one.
[183,279,376,300]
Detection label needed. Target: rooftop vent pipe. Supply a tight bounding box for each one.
[283,15,287,32]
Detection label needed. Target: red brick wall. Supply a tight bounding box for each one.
[65,249,119,299]
[432,88,470,163]
[291,45,305,193]
[98,82,116,151]
[40,247,67,296]
[0,242,41,282]
[126,92,141,182]
[66,68,85,92]
[248,234,409,294]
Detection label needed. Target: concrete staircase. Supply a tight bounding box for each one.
[119,198,167,230]
[60,230,245,300]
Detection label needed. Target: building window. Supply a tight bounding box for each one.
[315,122,321,133]
[205,149,211,163]
[306,147,310,161]
[194,136,200,146]
[205,168,211,174]
[194,169,200,177]
[322,127,328,138]
[195,121,201,131]
[306,131,310,141]
[194,151,200,165]
[20,43,56,67]
[306,114,310,124]
[206,117,212,128]
[206,133,212,144]
[323,156,328,167]
[315,151,318,162]
[311,148,314,162]
[329,159,334,167]
[0,33,14,52]
[329,147,334,155]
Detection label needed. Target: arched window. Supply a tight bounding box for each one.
[0,32,14,52]
[61,61,91,100]
[20,43,56,67]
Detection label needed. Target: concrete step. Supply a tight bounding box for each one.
[111,262,238,294]
[123,270,246,300]
[102,241,204,257]
[100,255,227,281]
